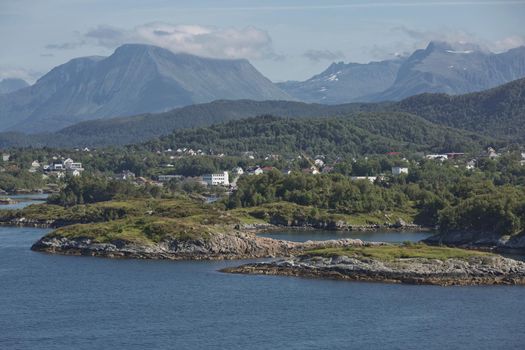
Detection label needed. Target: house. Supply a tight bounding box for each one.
[351,176,378,183]
[158,175,183,182]
[246,166,263,176]
[52,163,64,171]
[302,166,319,175]
[466,160,476,170]
[314,159,325,167]
[232,167,244,176]
[487,147,499,159]
[281,168,293,175]
[202,171,229,186]
[67,169,82,177]
[1,153,10,162]
[446,152,465,159]
[425,154,448,161]
[392,166,409,176]
[261,166,275,173]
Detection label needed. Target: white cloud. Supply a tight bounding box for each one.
[0,66,41,83]
[79,22,281,61]
[303,49,345,62]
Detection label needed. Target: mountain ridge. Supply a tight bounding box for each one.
[0,44,292,133]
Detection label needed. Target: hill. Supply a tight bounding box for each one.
[0,44,291,133]
[396,77,525,141]
[0,76,523,149]
[282,42,525,104]
[139,114,493,157]
[0,100,384,148]
[370,42,525,102]
[0,78,29,94]
[277,59,403,104]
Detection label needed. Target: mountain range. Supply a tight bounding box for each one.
[1,77,523,149]
[279,41,525,103]
[0,41,524,136]
[0,78,29,95]
[0,44,291,133]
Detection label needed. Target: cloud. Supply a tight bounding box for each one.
[84,25,127,49]
[58,22,283,61]
[391,26,483,49]
[389,26,525,53]
[45,40,86,50]
[0,66,42,83]
[303,49,345,62]
[491,35,525,52]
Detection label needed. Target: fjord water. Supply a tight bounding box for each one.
[2,226,525,350]
[259,229,432,242]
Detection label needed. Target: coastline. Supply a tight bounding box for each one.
[222,253,525,286]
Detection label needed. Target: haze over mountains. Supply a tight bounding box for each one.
[0,78,29,95]
[0,44,291,133]
[279,41,525,103]
[1,77,523,149]
[0,41,524,135]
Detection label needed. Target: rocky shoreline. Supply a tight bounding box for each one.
[424,231,525,255]
[31,232,378,260]
[223,253,525,286]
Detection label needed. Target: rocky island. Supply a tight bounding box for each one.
[223,243,525,286]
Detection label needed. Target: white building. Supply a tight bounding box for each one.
[392,166,409,176]
[351,176,378,183]
[1,154,10,162]
[203,171,229,186]
[425,154,448,161]
[246,166,263,176]
[314,159,325,167]
[232,167,244,175]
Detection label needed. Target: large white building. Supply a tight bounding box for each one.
[203,171,229,186]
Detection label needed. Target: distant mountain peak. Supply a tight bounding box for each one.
[426,40,486,54]
[0,78,29,94]
[0,43,291,133]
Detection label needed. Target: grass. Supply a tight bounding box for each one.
[306,243,492,261]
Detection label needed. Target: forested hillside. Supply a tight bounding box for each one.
[0,77,522,149]
[141,114,494,157]
[397,78,525,141]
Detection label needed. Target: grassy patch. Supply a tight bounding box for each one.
[306,243,492,261]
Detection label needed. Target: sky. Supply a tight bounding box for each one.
[1,0,524,83]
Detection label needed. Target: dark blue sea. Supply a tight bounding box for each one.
[1,226,524,350]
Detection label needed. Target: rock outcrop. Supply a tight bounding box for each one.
[31,232,377,260]
[223,254,525,286]
[424,231,525,254]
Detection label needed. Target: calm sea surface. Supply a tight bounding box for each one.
[1,226,524,350]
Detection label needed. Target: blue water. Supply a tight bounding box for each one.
[259,229,432,242]
[1,226,525,350]
[0,194,48,210]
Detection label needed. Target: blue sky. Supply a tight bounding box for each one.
[1,0,524,82]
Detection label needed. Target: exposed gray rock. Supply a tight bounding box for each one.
[424,231,525,254]
[224,253,525,286]
[31,231,379,260]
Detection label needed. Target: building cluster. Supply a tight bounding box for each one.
[42,158,84,178]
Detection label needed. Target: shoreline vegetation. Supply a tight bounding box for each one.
[222,243,525,286]
[2,153,525,286]
[1,196,522,286]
